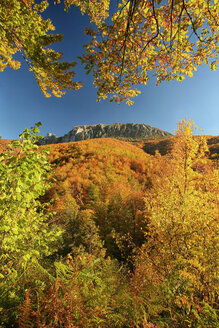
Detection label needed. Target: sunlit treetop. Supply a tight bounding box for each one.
[0,0,218,103]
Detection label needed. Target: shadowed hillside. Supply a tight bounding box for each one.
[132,135,219,159]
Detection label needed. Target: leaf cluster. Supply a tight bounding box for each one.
[0,0,82,97]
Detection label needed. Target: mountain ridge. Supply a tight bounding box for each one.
[37,123,172,145]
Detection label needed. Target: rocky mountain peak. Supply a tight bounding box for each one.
[38,123,172,145]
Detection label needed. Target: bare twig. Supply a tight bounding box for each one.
[182,0,204,42]
[170,0,174,49]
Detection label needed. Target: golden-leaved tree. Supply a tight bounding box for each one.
[131,120,219,327]
[76,0,219,104]
[0,0,81,97]
[1,0,218,103]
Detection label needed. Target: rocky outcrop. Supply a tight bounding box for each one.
[39,133,57,144]
[38,123,172,145]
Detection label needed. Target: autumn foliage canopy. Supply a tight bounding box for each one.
[0,0,218,103]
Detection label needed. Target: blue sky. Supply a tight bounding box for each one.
[0,2,218,139]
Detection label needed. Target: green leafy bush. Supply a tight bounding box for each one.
[0,123,62,326]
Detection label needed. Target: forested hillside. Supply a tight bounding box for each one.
[0,121,218,327]
[135,135,219,160]
[42,138,152,263]
[1,134,219,159]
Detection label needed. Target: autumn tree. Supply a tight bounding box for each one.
[0,0,81,97]
[131,120,219,327]
[0,123,62,326]
[63,0,219,104]
[1,1,218,103]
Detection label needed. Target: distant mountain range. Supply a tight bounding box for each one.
[37,123,173,145]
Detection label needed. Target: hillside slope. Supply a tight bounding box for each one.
[32,138,155,263]
[1,135,218,159]
[131,135,219,159]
